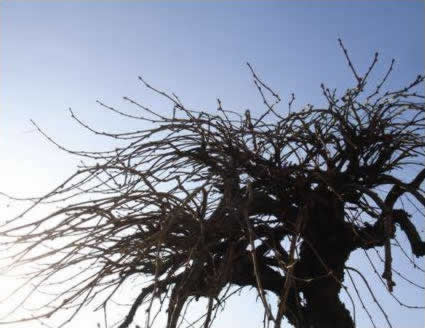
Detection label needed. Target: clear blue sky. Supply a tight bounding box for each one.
[0,1,424,328]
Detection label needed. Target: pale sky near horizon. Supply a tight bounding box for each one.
[0,1,424,328]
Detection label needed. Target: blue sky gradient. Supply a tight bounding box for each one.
[1,1,424,328]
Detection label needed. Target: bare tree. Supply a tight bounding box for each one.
[1,41,424,328]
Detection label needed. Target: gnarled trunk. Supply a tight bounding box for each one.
[293,195,355,328]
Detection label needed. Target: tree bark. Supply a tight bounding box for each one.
[293,194,355,328]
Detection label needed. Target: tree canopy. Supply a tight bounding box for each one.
[1,41,424,328]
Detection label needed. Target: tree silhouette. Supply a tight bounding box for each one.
[1,41,424,328]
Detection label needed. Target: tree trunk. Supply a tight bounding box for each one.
[294,195,355,328]
[297,243,354,328]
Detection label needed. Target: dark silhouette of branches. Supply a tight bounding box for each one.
[1,42,424,328]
